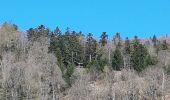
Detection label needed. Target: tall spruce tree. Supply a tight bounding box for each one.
[113,32,122,46]
[124,37,131,54]
[60,30,84,66]
[123,37,132,69]
[112,44,124,71]
[85,33,97,66]
[49,27,64,71]
[99,32,108,46]
[63,63,75,86]
[152,35,157,47]
[152,35,160,55]
[131,36,149,72]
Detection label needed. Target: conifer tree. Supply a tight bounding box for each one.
[161,40,169,50]
[152,35,160,55]
[27,25,49,43]
[131,36,149,72]
[123,37,131,69]
[85,33,97,66]
[152,35,157,47]
[63,63,75,86]
[49,27,64,71]
[113,32,122,46]
[99,32,108,46]
[124,37,131,54]
[112,45,123,71]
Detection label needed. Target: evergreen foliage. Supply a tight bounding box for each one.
[63,63,75,86]
[112,45,124,71]
[124,37,131,54]
[161,40,169,50]
[152,35,161,54]
[84,33,97,66]
[27,25,49,42]
[130,36,151,72]
[113,32,122,46]
[87,54,107,72]
[1,23,170,99]
[99,32,108,46]
[152,35,157,47]
[49,28,84,67]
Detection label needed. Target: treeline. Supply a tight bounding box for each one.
[0,23,170,99]
[26,24,169,83]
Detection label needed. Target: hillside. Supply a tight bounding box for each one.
[61,51,170,100]
[0,23,170,100]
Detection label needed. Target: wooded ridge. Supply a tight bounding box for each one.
[0,23,170,100]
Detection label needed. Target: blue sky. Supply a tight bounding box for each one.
[0,0,170,39]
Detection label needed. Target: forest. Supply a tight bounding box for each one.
[0,23,170,100]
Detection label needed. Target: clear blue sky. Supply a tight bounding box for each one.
[0,0,170,39]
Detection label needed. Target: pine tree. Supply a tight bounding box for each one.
[124,37,131,54]
[85,33,97,66]
[54,27,62,36]
[49,28,64,72]
[152,35,160,55]
[65,27,70,35]
[69,31,84,64]
[131,36,149,72]
[99,32,108,46]
[152,35,157,47]
[112,45,123,71]
[50,28,84,67]
[63,63,75,86]
[113,32,122,46]
[161,40,169,50]
[27,25,49,42]
[123,37,131,69]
